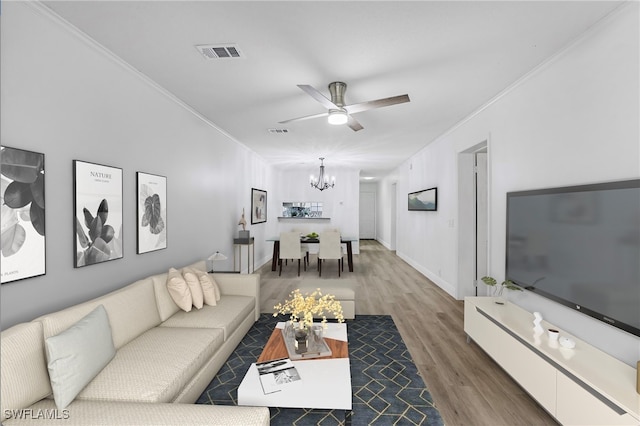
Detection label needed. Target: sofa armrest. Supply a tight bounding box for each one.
[5,400,269,426]
[211,273,260,321]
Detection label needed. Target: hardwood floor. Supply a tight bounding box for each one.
[258,240,558,426]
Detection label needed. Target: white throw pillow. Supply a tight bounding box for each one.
[194,269,221,305]
[182,268,204,309]
[45,305,116,410]
[166,267,192,312]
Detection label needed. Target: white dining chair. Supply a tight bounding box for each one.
[279,231,306,276]
[318,231,344,277]
[292,228,311,264]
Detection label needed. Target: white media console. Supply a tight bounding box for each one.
[464,297,639,425]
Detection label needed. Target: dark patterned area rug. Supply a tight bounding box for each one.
[196,314,444,426]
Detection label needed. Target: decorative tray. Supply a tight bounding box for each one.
[282,332,332,360]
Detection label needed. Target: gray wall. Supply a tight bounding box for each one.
[1,2,273,328]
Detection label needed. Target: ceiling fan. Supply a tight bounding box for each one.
[279,82,410,132]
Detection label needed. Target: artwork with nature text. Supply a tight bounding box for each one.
[73,160,123,267]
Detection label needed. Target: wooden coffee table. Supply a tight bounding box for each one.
[237,322,352,410]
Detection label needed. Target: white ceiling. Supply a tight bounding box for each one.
[43,1,622,180]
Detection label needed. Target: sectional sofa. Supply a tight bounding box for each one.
[0,260,270,425]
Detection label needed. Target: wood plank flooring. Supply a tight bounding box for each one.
[258,240,558,426]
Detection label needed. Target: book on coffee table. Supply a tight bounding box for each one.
[256,358,301,394]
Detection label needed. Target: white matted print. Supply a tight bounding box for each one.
[73,160,123,268]
[137,172,167,254]
[1,146,46,283]
[251,188,267,224]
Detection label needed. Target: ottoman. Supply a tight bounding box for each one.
[298,279,356,319]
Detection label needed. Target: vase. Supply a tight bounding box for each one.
[493,287,506,305]
[294,328,308,354]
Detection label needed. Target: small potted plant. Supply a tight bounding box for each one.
[481,276,522,304]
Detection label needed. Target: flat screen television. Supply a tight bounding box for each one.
[505,179,640,337]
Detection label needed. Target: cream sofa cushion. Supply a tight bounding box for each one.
[45,305,116,409]
[77,327,223,403]
[192,269,219,305]
[182,268,204,309]
[151,272,179,322]
[160,295,254,340]
[36,279,161,350]
[166,268,192,312]
[1,322,52,422]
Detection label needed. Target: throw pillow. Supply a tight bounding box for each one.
[193,269,221,305]
[45,305,116,410]
[166,267,192,312]
[182,268,204,309]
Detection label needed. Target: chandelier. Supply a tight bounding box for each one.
[310,157,335,191]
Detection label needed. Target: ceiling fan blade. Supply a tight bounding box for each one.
[346,115,364,132]
[344,94,410,115]
[297,84,339,110]
[278,111,328,124]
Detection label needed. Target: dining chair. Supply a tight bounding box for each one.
[279,231,306,276]
[318,231,344,277]
[292,228,311,264]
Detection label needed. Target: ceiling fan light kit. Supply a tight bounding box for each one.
[328,108,348,125]
[310,157,335,191]
[280,81,410,131]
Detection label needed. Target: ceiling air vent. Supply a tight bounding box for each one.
[195,44,243,59]
[268,129,290,134]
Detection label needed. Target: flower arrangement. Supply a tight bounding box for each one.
[273,288,344,329]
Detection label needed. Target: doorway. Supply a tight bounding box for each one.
[359,191,376,239]
[457,142,488,298]
[474,151,488,295]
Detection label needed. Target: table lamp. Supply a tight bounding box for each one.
[208,251,228,272]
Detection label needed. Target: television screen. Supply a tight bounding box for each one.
[506,179,640,337]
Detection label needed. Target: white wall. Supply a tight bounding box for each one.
[269,167,360,255]
[0,2,274,328]
[378,4,640,365]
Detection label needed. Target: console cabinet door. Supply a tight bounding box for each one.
[556,373,638,426]
[465,302,557,414]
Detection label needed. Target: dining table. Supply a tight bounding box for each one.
[267,236,357,273]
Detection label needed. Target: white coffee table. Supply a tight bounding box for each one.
[237,322,352,410]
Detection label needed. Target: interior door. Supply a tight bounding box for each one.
[359,192,376,239]
[475,152,488,292]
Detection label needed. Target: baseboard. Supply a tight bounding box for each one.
[396,251,457,298]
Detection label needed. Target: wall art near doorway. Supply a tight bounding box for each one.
[408,187,437,211]
[251,188,267,224]
[1,146,46,284]
[73,160,123,268]
[136,172,167,254]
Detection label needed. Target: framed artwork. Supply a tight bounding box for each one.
[1,146,46,284]
[73,160,123,268]
[408,187,437,211]
[251,188,267,224]
[136,172,167,254]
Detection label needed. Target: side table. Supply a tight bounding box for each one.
[233,237,255,273]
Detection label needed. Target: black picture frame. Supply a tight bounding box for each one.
[136,172,167,254]
[73,160,123,268]
[251,188,267,224]
[1,146,46,284]
[408,187,437,211]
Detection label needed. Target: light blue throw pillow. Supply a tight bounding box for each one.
[45,304,115,409]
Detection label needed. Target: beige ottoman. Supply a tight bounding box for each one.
[298,279,356,319]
